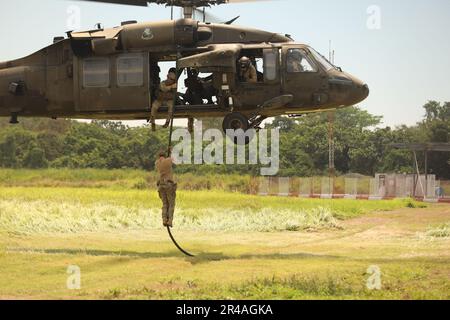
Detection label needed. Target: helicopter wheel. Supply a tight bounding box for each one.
[222,112,255,145]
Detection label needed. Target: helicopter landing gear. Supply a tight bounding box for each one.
[222,112,255,145]
[222,112,249,132]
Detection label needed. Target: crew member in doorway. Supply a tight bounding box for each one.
[150,67,178,131]
[150,61,161,101]
[239,56,257,83]
[155,148,177,228]
[184,68,204,105]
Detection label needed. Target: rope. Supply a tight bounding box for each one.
[167,226,195,257]
[167,49,182,158]
[164,49,195,257]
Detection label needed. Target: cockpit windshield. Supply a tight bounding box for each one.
[308,47,336,71]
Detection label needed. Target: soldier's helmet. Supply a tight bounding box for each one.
[289,50,303,62]
[157,148,167,158]
[239,56,251,69]
[168,67,177,80]
[190,68,199,77]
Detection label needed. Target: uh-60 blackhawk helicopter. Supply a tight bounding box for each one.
[0,0,369,141]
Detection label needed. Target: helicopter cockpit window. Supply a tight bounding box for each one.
[117,54,144,87]
[308,47,335,71]
[286,49,317,73]
[83,58,110,88]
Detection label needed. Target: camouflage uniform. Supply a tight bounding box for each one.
[288,59,304,73]
[150,79,177,130]
[240,64,258,83]
[155,156,177,227]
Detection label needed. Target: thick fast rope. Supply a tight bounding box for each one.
[165,52,195,257]
[167,226,195,257]
[165,99,195,257]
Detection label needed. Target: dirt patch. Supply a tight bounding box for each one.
[344,205,449,230]
[332,204,450,242]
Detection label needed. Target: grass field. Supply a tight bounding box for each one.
[0,169,374,194]
[0,170,449,300]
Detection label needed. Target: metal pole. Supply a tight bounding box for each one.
[328,111,335,195]
[413,153,417,198]
[167,49,182,157]
[425,150,428,197]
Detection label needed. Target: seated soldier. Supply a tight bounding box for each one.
[238,56,258,83]
[184,68,204,105]
[287,51,304,73]
[184,68,216,105]
[150,68,177,131]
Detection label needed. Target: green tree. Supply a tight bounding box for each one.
[23,147,48,169]
[0,134,17,168]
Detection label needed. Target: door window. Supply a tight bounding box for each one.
[83,58,110,88]
[117,54,144,87]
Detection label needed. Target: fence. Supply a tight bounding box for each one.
[256,174,450,203]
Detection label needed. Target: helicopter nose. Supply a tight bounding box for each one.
[359,83,370,101]
[348,78,370,105]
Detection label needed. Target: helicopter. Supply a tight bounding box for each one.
[0,0,369,140]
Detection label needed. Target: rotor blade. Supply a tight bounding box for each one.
[225,0,274,3]
[74,0,277,7]
[194,7,240,24]
[76,0,150,6]
[194,8,220,23]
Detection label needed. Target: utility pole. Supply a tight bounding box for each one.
[329,40,332,61]
[328,40,336,195]
[328,111,336,194]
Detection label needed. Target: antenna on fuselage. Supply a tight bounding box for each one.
[329,40,336,64]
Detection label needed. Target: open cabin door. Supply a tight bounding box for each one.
[74,52,150,112]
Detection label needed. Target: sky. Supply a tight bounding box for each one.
[0,0,449,127]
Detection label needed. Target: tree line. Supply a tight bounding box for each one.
[0,101,448,178]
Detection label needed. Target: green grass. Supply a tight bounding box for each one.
[0,169,256,192]
[0,169,375,194]
[426,223,450,238]
[0,187,419,235]
[0,169,447,300]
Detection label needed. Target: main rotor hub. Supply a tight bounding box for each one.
[164,0,228,7]
[165,0,228,19]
